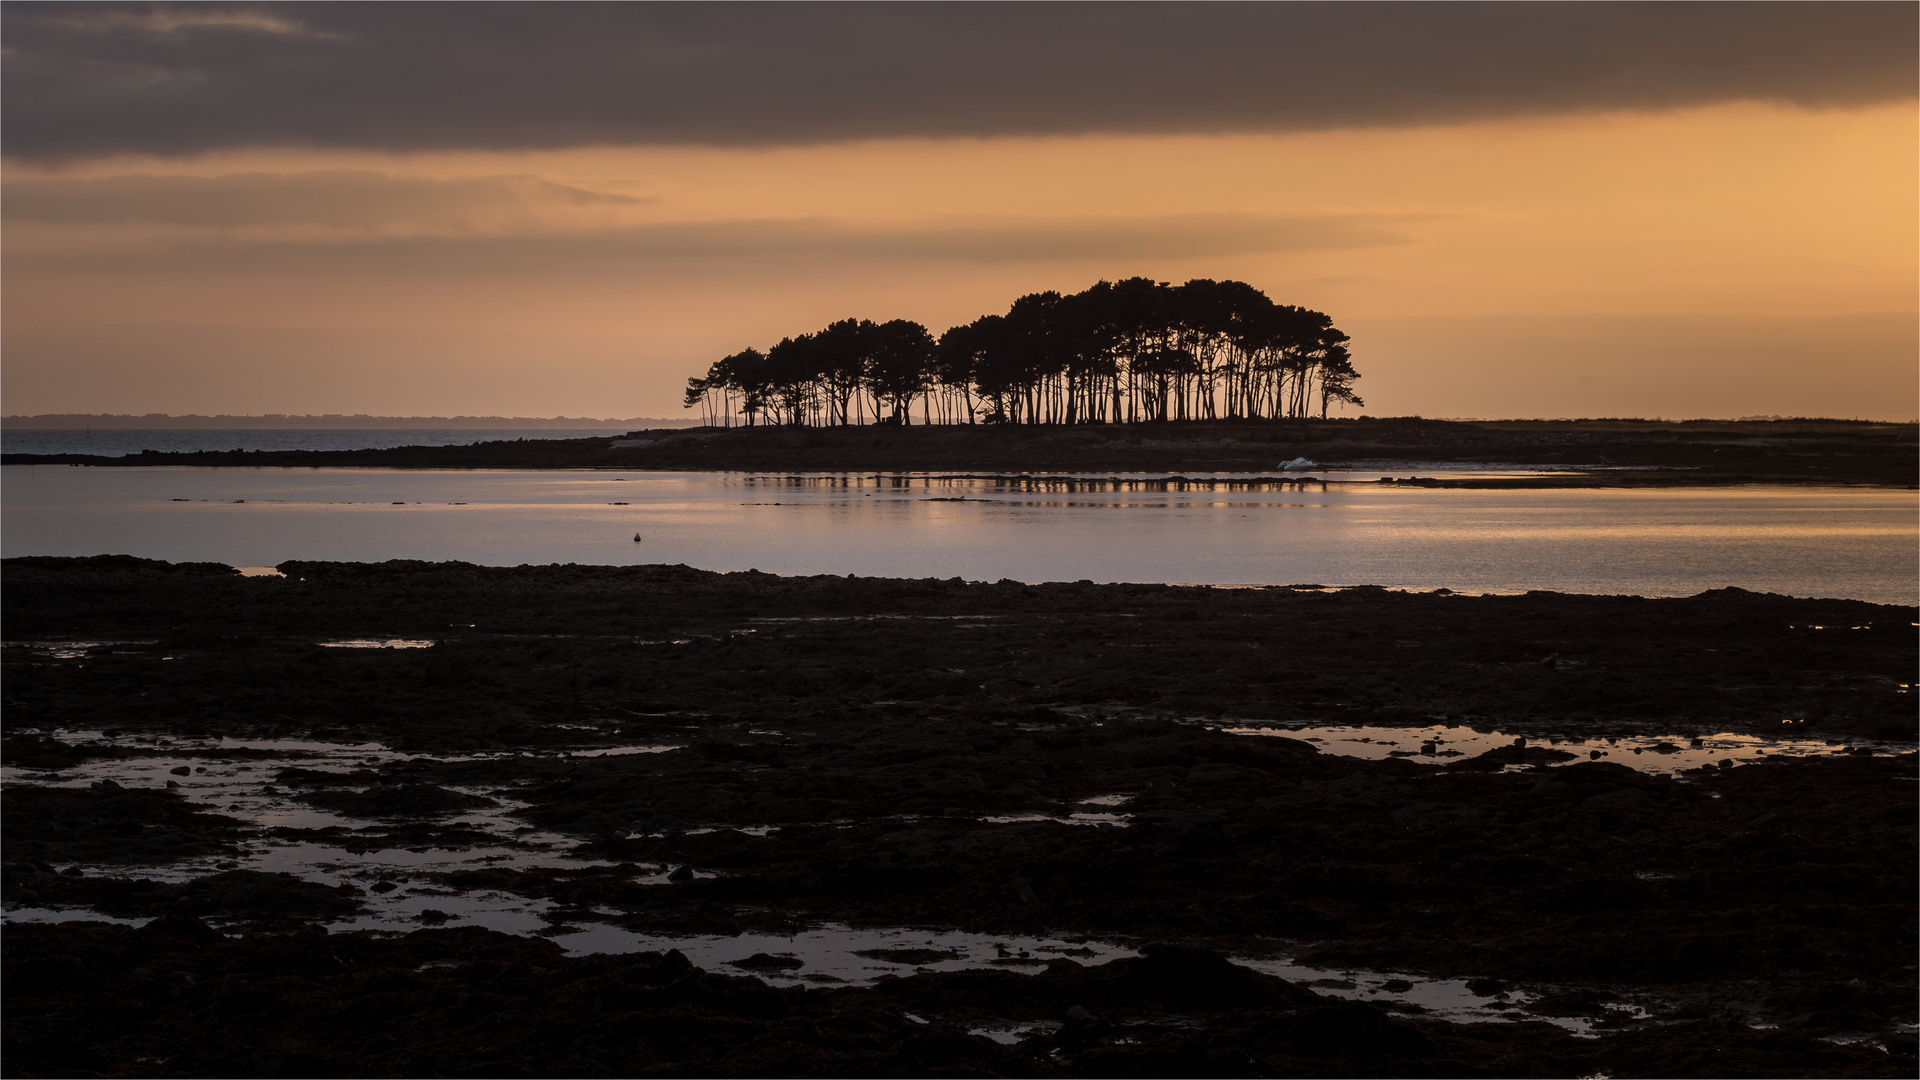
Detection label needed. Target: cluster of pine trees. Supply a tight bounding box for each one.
[684,277,1360,426]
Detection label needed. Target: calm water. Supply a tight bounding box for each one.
[1,428,637,457]
[2,466,1913,603]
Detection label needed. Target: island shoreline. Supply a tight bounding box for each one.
[6,417,1914,488]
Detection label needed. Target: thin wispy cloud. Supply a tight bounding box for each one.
[2,171,650,230]
[7,211,1429,271]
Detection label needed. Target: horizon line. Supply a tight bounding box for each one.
[2,413,701,430]
[4,412,1911,430]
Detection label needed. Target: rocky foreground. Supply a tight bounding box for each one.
[2,557,1914,1077]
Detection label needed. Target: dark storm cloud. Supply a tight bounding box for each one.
[3,2,1912,161]
[2,171,647,227]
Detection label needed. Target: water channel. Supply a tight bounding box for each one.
[4,466,1914,604]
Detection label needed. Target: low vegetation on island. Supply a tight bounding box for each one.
[10,417,1911,488]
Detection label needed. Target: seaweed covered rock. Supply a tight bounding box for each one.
[1,784,248,865]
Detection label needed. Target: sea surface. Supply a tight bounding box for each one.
[3,466,1914,604]
[1,428,635,456]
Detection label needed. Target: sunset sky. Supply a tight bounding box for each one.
[3,3,1914,421]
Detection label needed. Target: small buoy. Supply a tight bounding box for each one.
[632,533,642,543]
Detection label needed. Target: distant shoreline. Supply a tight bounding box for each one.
[3,417,1913,487]
[1,414,702,430]
[8,413,1905,430]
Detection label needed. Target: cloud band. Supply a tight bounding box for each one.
[4,2,1913,161]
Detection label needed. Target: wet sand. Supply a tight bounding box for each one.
[3,557,1914,1077]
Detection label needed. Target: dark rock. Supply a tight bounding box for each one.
[1296,1000,1433,1056]
[3,554,1914,1078]
[295,782,493,819]
[1584,787,1652,807]
[1473,744,1580,765]
[1526,990,1612,1017]
[855,947,962,965]
[730,952,803,970]
[2,784,248,866]
[1106,944,1320,1011]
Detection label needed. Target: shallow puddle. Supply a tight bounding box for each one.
[969,1020,1060,1045]
[1229,954,1643,1035]
[2,640,156,659]
[0,729,635,924]
[3,906,148,927]
[1220,723,1905,775]
[981,811,1131,827]
[984,796,1134,827]
[0,725,1776,1033]
[543,922,1136,986]
[561,745,681,758]
[0,892,1647,1034]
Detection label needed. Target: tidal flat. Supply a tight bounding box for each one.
[2,557,1914,1077]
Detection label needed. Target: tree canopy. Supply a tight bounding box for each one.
[685,277,1360,426]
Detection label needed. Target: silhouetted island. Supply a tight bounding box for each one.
[6,417,1915,487]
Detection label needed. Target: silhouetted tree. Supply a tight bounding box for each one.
[865,319,935,425]
[682,278,1360,427]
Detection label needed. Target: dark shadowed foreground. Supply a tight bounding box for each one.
[3,557,1914,1077]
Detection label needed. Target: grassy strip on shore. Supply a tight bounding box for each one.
[5,417,1915,486]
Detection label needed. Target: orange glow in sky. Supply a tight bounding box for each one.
[5,98,1914,418]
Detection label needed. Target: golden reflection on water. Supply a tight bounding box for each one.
[3,467,1913,604]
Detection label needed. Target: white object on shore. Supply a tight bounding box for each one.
[1279,457,1318,471]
